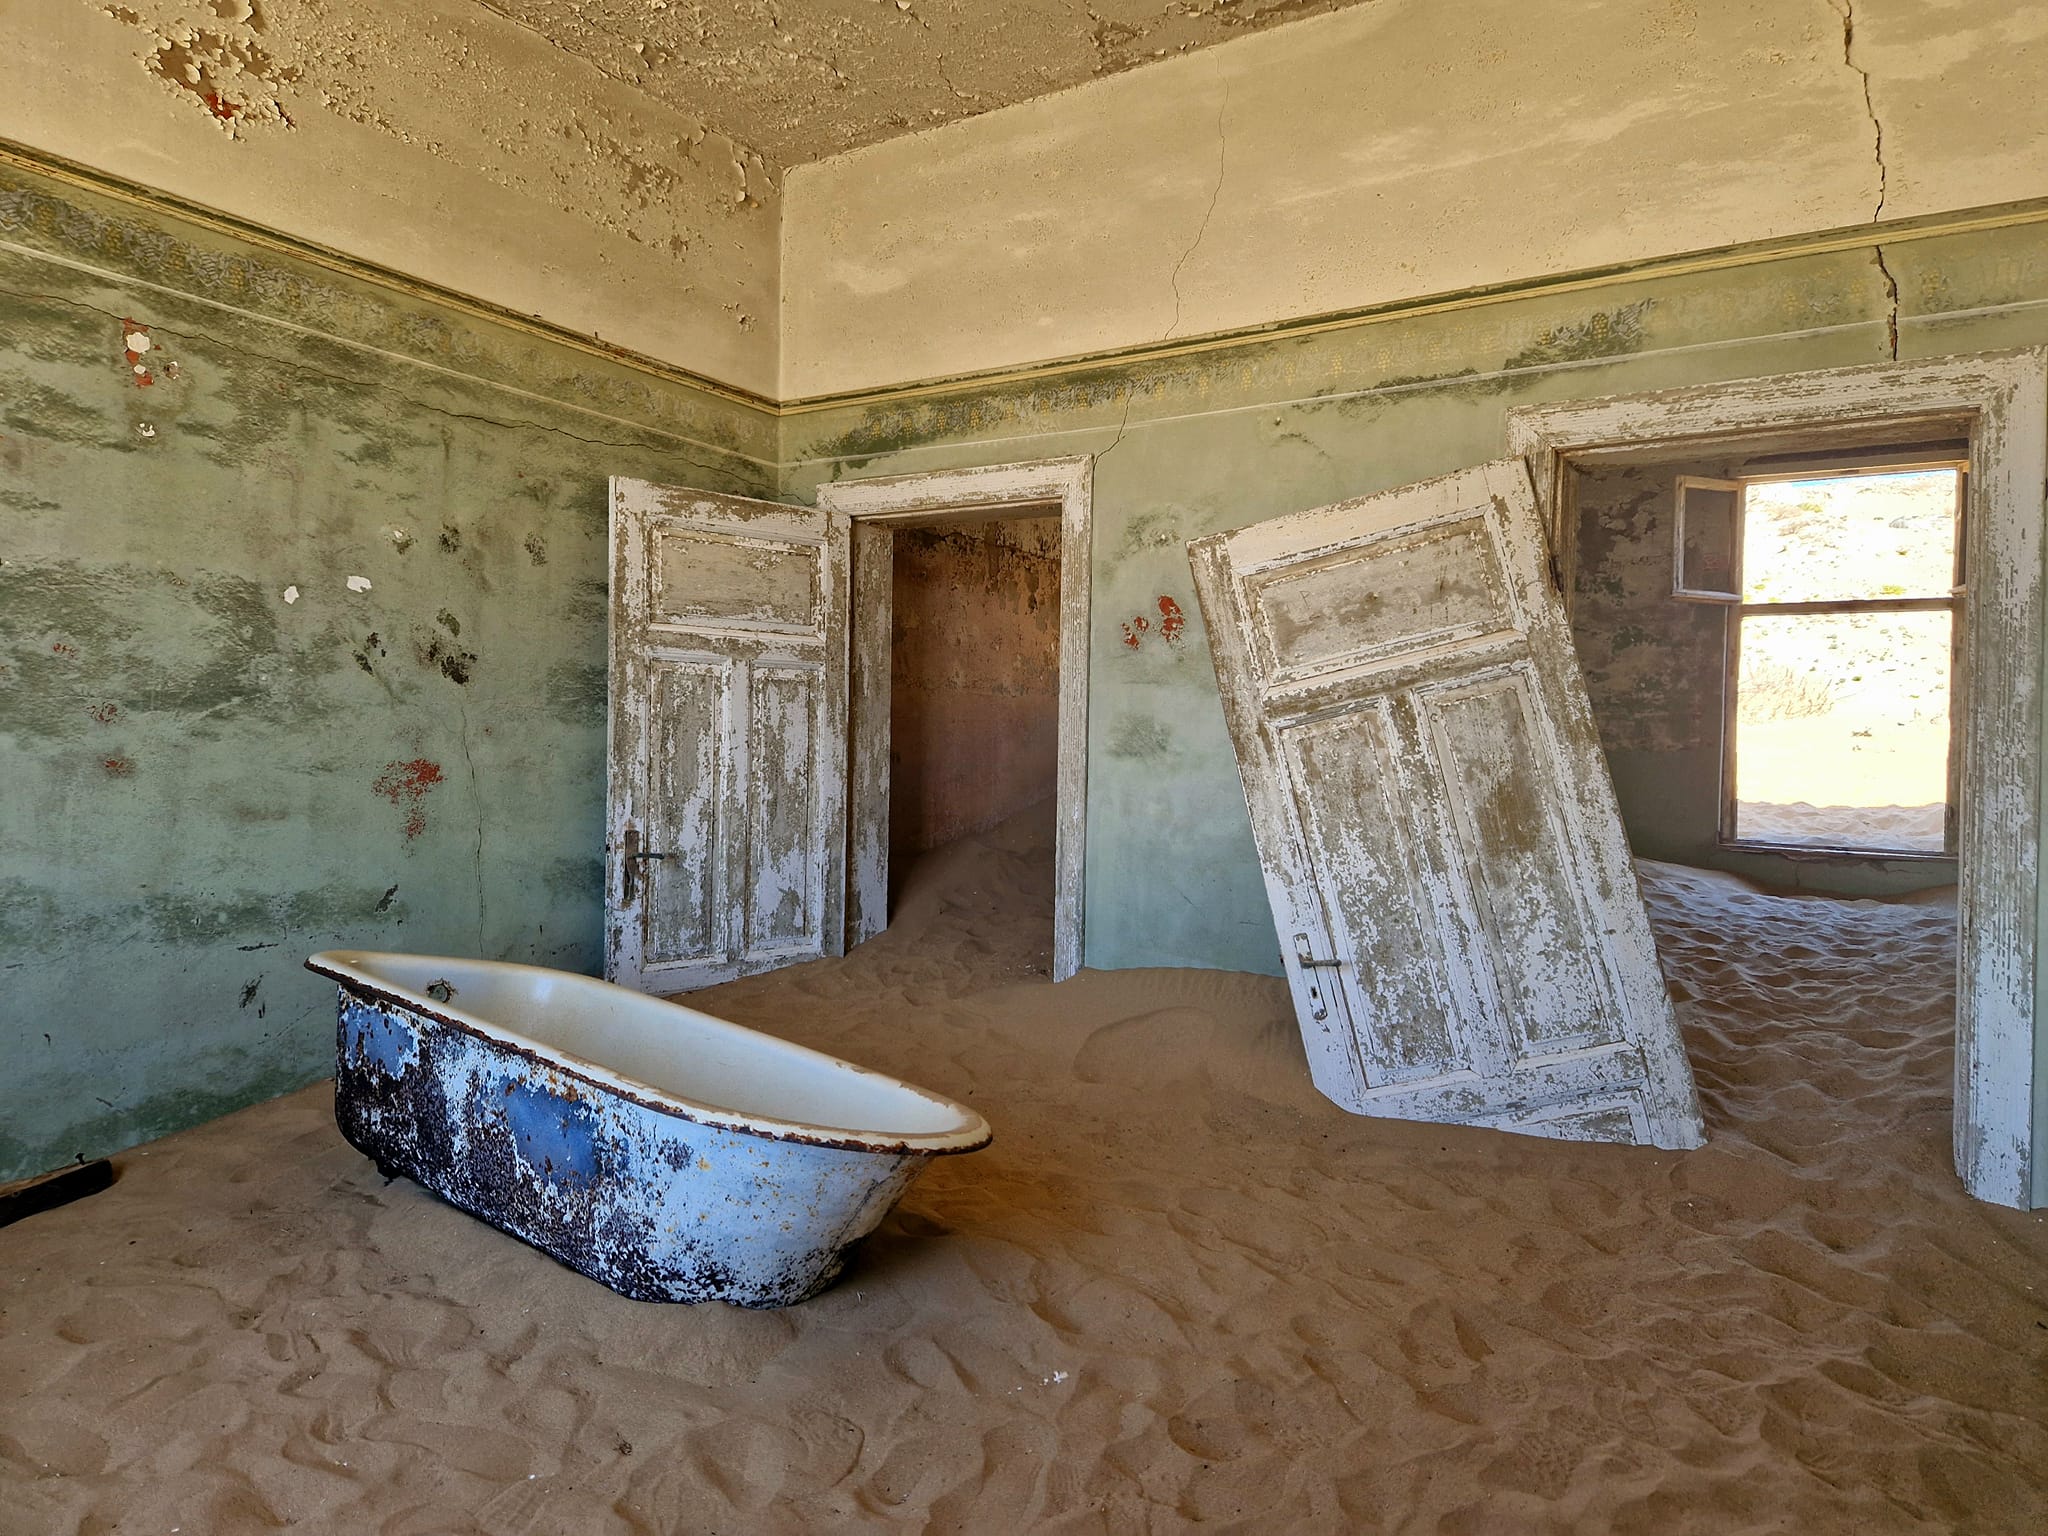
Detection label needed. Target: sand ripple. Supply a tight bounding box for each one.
[3,809,2045,1532]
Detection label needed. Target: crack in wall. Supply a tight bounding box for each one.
[1830,0,1899,358]
[1095,381,1137,465]
[1164,74,1230,342]
[1831,0,1888,222]
[1872,244,1901,360]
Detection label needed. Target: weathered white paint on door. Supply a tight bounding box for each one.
[1188,459,1705,1149]
[607,477,850,993]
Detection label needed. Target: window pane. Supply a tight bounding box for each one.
[1741,468,1958,603]
[1676,478,1740,599]
[1733,608,1952,854]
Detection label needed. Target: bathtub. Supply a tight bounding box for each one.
[306,951,991,1307]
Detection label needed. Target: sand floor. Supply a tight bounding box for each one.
[3,805,2046,1533]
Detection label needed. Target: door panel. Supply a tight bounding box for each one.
[744,664,823,953]
[1283,704,1475,1090]
[1188,459,1704,1149]
[642,658,726,969]
[1418,670,1619,1057]
[608,479,849,993]
[653,532,821,630]
[1247,516,1514,682]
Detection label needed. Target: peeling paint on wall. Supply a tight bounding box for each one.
[412,613,477,686]
[135,4,300,136]
[121,319,153,385]
[0,159,778,1184]
[1156,594,1186,646]
[29,0,785,390]
[372,757,445,843]
[1121,595,1190,650]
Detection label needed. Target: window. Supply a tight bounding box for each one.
[1675,462,1965,857]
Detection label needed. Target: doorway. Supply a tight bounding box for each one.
[1507,350,2048,1208]
[815,458,1093,981]
[886,514,1063,876]
[1560,439,1966,896]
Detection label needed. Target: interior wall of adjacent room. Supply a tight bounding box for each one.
[889,517,1062,861]
[2,1,780,395]
[1568,456,1957,897]
[779,0,2048,398]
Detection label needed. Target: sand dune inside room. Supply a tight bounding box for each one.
[4,808,2043,1532]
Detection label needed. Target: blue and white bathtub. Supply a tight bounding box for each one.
[308,951,991,1307]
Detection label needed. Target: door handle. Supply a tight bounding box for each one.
[1292,933,1342,1022]
[620,825,672,907]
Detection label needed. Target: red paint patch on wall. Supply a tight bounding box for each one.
[372,758,446,842]
[103,755,135,778]
[1157,595,1186,646]
[50,642,78,658]
[88,702,120,724]
[1121,597,1189,650]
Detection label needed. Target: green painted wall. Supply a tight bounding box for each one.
[0,164,776,1183]
[8,152,2048,1196]
[779,225,2048,980]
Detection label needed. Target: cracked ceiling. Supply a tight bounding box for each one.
[479,0,1379,168]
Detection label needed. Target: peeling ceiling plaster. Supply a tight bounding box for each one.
[72,0,1376,381]
[483,0,1378,166]
[92,1,775,238]
[89,0,1376,236]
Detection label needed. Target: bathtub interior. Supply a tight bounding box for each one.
[312,951,985,1147]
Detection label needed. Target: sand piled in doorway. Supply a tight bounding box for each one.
[3,804,2044,1532]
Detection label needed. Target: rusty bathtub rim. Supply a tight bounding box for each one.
[305,951,993,1157]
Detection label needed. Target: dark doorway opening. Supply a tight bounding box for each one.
[886,515,1063,901]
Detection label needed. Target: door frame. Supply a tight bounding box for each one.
[815,456,1093,982]
[1506,349,2048,1208]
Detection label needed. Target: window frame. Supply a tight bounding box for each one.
[1700,459,1968,861]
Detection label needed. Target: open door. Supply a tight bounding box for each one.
[1187,460,1704,1149]
[606,478,849,993]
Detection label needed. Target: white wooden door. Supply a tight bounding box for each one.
[606,478,849,992]
[1187,460,1704,1149]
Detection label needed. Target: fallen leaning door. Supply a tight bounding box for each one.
[607,477,849,992]
[1187,459,1704,1149]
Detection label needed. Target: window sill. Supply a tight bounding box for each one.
[1717,839,1958,866]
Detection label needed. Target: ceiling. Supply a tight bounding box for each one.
[478,0,1375,167]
